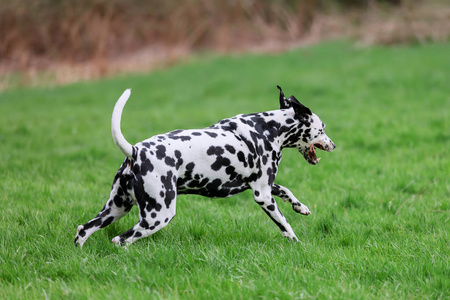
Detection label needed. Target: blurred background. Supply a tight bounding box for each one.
[0,0,449,89]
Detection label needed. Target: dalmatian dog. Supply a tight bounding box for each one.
[74,86,335,247]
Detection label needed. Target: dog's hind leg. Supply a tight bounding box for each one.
[251,185,298,241]
[111,198,176,246]
[112,172,177,246]
[272,184,311,215]
[111,204,175,246]
[74,170,134,248]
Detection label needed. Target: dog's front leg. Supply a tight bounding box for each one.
[251,185,298,241]
[272,184,311,215]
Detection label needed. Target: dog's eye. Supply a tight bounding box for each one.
[322,123,326,129]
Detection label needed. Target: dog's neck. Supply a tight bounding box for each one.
[278,109,314,149]
[213,109,310,152]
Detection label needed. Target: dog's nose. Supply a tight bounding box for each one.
[331,142,336,150]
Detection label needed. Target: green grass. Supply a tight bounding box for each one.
[0,41,449,299]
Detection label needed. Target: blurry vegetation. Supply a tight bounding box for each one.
[0,0,448,87]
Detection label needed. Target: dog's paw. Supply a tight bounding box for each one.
[282,232,299,242]
[74,225,85,248]
[74,236,81,248]
[111,236,122,245]
[292,203,311,215]
[112,236,129,248]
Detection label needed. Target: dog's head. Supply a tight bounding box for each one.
[277,85,336,165]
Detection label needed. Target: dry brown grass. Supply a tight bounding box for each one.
[0,0,448,89]
[354,1,450,45]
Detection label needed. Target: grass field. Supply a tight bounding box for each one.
[0,41,449,299]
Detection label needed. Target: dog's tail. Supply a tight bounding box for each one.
[111,89,134,159]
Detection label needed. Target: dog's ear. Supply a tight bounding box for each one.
[277,85,290,109]
[288,95,312,117]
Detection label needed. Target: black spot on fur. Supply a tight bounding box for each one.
[156,145,166,159]
[169,135,191,141]
[211,156,231,171]
[262,155,268,165]
[205,131,218,138]
[165,156,175,167]
[186,162,195,171]
[161,171,176,208]
[207,146,224,156]
[248,172,259,182]
[225,144,236,154]
[237,151,247,167]
[267,167,275,185]
[225,166,234,174]
[223,122,238,131]
[134,175,162,212]
[242,138,256,154]
[99,216,113,228]
[206,179,222,191]
[257,145,264,156]
[140,160,154,175]
[139,219,150,229]
[247,153,254,168]
[264,140,273,151]
[261,209,287,233]
[99,208,111,218]
[132,164,141,174]
[113,195,123,208]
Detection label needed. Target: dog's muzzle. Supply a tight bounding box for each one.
[304,140,336,165]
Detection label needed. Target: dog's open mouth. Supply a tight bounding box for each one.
[307,143,325,165]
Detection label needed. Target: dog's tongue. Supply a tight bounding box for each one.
[308,144,320,164]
